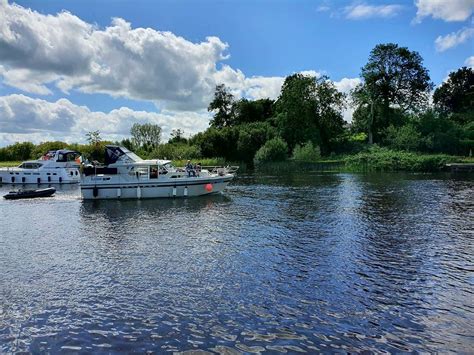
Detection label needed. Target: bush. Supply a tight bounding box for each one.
[149,143,201,160]
[292,141,321,162]
[253,137,288,165]
[0,142,35,161]
[344,146,460,172]
[384,124,422,151]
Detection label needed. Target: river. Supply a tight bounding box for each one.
[1,172,473,353]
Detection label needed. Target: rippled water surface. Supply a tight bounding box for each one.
[1,172,473,353]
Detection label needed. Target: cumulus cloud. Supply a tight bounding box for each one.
[0,1,288,111]
[435,27,474,51]
[344,3,403,19]
[0,94,210,146]
[333,77,362,123]
[414,0,474,23]
[466,56,474,68]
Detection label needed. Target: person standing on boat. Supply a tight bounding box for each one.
[186,160,195,177]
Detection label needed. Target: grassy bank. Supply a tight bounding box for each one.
[0,161,21,168]
[256,149,473,173]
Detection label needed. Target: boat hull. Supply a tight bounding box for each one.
[0,169,80,184]
[80,176,233,200]
[3,187,56,200]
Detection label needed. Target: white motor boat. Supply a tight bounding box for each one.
[80,146,237,200]
[0,149,81,184]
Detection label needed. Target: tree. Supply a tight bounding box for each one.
[208,84,235,128]
[130,123,162,150]
[275,73,346,154]
[86,130,102,145]
[433,67,474,124]
[232,98,274,125]
[253,137,288,165]
[352,43,433,143]
[169,129,187,144]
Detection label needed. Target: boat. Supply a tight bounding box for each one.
[0,149,81,184]
[80,146,238,200]
[3,187,56,200]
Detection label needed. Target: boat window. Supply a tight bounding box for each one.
[150,166,158,179]
[19,163,42,169]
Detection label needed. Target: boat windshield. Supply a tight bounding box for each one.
[18,163,42,169]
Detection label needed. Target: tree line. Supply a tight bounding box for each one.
[1,43,473,165]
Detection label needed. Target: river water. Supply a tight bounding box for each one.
[1,172,473,353]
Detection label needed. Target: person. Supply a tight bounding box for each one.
[196,162,202,177]
[185,160,195,177]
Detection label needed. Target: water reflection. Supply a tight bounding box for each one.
[1,173,473,353]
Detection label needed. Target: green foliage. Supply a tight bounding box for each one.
[384,124,422,151]
[208,84,235,128]
[0,142,35,161]
[360,43,433,113]
[130,123,162,150]
[169,129,187,144]
[148,142,201,160]
[236,122,277,163]
[232,98,274,125]
[86,130,102,145]
[344,146,459,172]
[433,67,474,124]
[352,43,433,144]
[292,141,321,162]
[275,73,345,153]
[253,137,288,165]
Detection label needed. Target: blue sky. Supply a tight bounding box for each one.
[0,0,473,146]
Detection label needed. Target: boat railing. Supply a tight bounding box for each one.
[204,165,239,175]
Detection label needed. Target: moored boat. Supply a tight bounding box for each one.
[80,146,238,200]
[3,187,56,200]
[0,149,81,184]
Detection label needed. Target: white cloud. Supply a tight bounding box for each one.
[435,27,474,51]
[466,56,474,68]
[414,0,474,23]
[344,3,403,19]
[0,94,210,146]
[0,1,274,111]
[333,77,362,123]
[317,5,330,12]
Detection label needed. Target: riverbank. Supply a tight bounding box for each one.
[1,150,472,173]
[0,161,21,167]
[257,150,473,173]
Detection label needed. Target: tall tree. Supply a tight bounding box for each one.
[169,129,187,144]
[208,84,235,128]
[86,130,102,145]
[433,66,474,124]
[232,98,274,125]
[275,73,345,154]
[352,43,433,143]
[130,123,162,149]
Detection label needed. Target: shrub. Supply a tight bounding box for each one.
[292,141,321,162]
[149,143,201,160]
[344,146,460,172]
[253,137,288,165]
[384,124,422,151]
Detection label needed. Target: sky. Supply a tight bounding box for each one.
[0,0,473,147]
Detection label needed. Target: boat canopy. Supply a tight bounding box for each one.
[42,149,81,162]
[105,146,143,165]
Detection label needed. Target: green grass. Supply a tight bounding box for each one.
[343,148,468,172]
[0,161,21,167]
[256,149,472,173]
[172,158,227,167]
